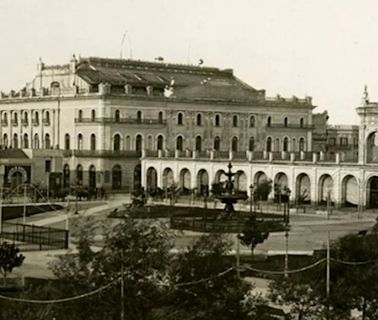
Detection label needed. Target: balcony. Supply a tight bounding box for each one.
[11,119,18,127]
[74,117,167,126]
[266,123,315,130]
[72,150,142,158]
[21,119,28,127]
[32,119,39,126]
[42,118,50,126]
[1,119,8,126]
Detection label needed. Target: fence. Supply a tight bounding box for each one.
[0,222,69,251]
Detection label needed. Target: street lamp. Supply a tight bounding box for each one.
[249,184,254,213]
[284,187,291,277]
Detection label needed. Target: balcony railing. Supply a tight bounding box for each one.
[266,123,314,129]
[32,119,39,126]
[71,150,142,158]
[11,119,18,127]
[74,117,167,125]
[22,119,28,126]
[1,120,8,126]
[42,119,50,126]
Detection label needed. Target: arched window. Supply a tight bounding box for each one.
[177,112,184,125]
[176,136,183,151]
[214,136,220,151]
[34,111,39,124]
[249,137,255,151]
[23,134,29,148]
[34,133,39,149]
[45,111,50,124]
[266,137,272,152]
[195,136,202,151]
[2,134,8,147]
[299,137,305,151]
[250,115,255,127]
[275,138,280,152]
[300,118,304,128]
[284,117,288,127]
[267,116,271,127]
[78,110,83,121]
[77,134,83,150]
[292,138,297,152]
[90,134,96,151]
[135,134,143,152]
[13,133,18,148]
[232,115,238,127]
[215,114,220,127]
[23,112,28,123]
[158,111,163,123]
[137,110,142,123]
[196,114,202,126]
[91,110,96,121]
[231,136,238,152]
[3,113,7,122]
[76,164,83,185]
[157,135,164,150]
[13,112,18,125]
[115,110,120,122]
[283,137,289,152]
[89,165,96,189]
[65,134,70,150]
[147,135,153,150]
[113,134,121,151]
[45,133,51,149]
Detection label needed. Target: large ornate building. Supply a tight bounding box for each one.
[1,56,374,208]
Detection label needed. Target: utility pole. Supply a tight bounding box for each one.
[23,183,27,224]
[120,261,125,320]
[326,190,331,318]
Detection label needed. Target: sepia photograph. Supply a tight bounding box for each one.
[0,0,378,319]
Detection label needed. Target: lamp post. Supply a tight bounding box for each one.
[284,187,291,277]
[249,184,254,214]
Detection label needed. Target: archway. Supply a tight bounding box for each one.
[135,134,143,152]
[179,168,191,194]
[367,132,378,163]
[214,170,227,184]
[63,164,70,188]
[197,169,209,195]
[162,168,174,189]
[89,165,96,189]
[235,171,247,191]
[296,173,311,204]
[146,167,158,191]
[341,175,358,207]
[318,174,334,205]
[112,165,122,190]
[254,171,268,186]
[367,176,378,208]
[274,172,288,202]
[134,164,141,190]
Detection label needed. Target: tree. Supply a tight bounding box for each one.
[238,216,269,255]
[48,217,175,320]
[254,180,272,202]
[166,233,263,319]
[0,242,24,286]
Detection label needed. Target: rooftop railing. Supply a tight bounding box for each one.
[75,117,167,125]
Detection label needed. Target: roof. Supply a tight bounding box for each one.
[0,149,30,159]
[75,57,262,102]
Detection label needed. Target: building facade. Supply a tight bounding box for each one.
[0,56,318,193]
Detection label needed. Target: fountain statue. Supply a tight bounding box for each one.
[216,162,247,219]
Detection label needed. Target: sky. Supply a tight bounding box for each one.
[1,0,378,124]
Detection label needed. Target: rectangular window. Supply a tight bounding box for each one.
[45,160,51,173]
[340,137,348,146]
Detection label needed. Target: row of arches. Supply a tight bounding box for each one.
[63,164,142,190]
[145,167,378,207]
[1,133,51,149]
